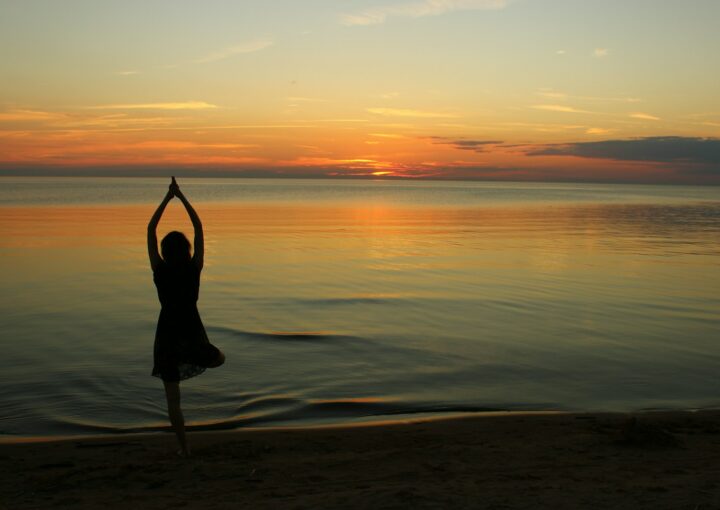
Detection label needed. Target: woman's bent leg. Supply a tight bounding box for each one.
[207,350,225,368]
[163,381,189,457]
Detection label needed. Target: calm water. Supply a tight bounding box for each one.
[1,177,719,440]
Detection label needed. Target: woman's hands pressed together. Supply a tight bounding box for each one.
[169,176,182,198]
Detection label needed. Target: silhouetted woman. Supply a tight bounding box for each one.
[147,177,225,457]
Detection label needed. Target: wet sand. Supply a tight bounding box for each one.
[2,411,720,509]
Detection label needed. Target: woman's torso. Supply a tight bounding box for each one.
[153,261,201,309]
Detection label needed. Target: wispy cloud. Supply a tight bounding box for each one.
[537,90,641,103]
[114,70,139,76]
[685,112,720,119]
[0,109,66,122]
[594,48,609,58]
[286,156,388,169]
[88,102,218,111]
[341,0,509,26]
[0,108,190,131]
[531,104,593,114]
[286,96,327,103]
[367,107,460,118]
[586,128,613,135]
[538,91,567,100]
[193,38,273,64]
[57,114,179,130]
[630,112,661,121]
[311,118,369,123]
[370,133,407,139]
[133,141,256,150]
[500,121,586,133]
[0,131,35,141]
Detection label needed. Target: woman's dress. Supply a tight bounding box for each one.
[152,261,219,382]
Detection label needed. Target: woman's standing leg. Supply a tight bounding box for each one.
[163,381,189,457]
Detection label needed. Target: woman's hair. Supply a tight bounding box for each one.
[161,231,191,264]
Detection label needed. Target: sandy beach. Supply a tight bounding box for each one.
[3,411,720,509]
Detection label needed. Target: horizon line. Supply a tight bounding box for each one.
[0,170,717,187]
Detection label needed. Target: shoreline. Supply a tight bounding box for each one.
[2,406,716,446]
[0,410,569,445]
[4,410,720,509]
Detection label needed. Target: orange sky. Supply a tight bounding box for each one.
[1,0,719,183]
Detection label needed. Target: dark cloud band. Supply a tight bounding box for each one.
[430,137,504,152]
[526,136,720,165]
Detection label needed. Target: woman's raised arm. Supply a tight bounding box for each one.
[148,185,174,271]
[172,178,204,270]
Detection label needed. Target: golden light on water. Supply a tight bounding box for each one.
[2,176,720,437]
[2,198,715,304]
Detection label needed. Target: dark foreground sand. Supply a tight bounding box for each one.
[2,412,720,509]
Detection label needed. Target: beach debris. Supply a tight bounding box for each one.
[246,467,263,482]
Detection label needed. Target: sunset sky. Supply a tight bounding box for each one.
[1,0,719,183]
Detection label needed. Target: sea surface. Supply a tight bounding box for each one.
[1,177,719,440]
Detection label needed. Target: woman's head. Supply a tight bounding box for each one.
[161,231,191,264]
